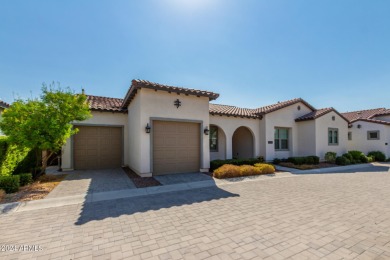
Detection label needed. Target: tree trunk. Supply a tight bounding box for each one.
[41,150,54,174]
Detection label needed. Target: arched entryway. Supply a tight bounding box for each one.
[209,124,227,161]
[232,126,254,159]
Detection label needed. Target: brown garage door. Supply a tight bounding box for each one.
[73,126,122,170]
[153,121,200,175]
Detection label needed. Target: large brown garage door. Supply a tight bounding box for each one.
[153,121,200,175]
[73,126,122,170]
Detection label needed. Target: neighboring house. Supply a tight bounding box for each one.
[60,79,385,176]
[0,101,10,136]
[342,108,390,158]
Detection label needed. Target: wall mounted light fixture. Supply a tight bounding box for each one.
[174,99,181,108]
[204,126,210,135]
[145,123,151,133]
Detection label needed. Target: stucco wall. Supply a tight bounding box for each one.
[210,125,226,161]
[128,93,142,174]
[348,121,390,157]
[61,111,129,170]
[132,88,210,176]
[209,115,260,160]
[315,111,348,159]
[296,120,316,156]
[264,102,313,160]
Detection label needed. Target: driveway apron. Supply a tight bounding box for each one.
[46,168,136,199]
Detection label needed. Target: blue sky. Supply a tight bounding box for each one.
[0,0,389,112]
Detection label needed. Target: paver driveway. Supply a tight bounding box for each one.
[46,168,136,199]
[1,167,390,260]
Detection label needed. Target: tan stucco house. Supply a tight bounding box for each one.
[60,79,387,176]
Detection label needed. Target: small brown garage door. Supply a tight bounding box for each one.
[73,126,122,170]
[153,121,200,175]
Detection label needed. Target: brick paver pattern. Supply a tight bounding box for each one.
[1,170,390,260]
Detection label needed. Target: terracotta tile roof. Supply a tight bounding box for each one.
[209,104,258,119]
[375,109,390,117]
[210,98,317,119]
[0,100,10,109]
[341,108,386,122]
[295,107,349,123]
[86,95,126,112]
[253,98,316,115]
[122,79,220,108]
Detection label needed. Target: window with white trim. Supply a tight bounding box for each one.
[348,131,352,141]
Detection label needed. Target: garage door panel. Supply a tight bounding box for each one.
[74,126,122,170]
[153,121,200,175]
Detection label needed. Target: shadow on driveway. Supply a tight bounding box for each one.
[75,185,239,225]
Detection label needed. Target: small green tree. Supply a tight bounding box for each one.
[0,83,91,173]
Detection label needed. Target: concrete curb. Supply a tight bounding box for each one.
[0,173,297,214]
[275,163,378,174]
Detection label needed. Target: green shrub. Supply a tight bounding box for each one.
[254,163,276,174]
[210,158,264,171]
[367,151,386,162]
[335,156,351,166]
[273,158,281,164]
[342,153,353,161]
[13,148,40,175]
[307,156,320,165]
[287,157,305,165]
[325,152,337,163]
[0,136,36,176]
[359,155,369,163]
[367,156,375,163]
[18,173,33,186]
[0,175,20,193]
[0,136,8,163]
[348,150,364,161]
[287,156,319,165]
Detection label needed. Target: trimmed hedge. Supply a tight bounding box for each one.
[287,156,319,165]
[348,150,364,161]
[213,163,275,179]
[210,157,264,171]
[335,156,350,166]
[335,150,373,165]
[18,173,33,186]
[367,151,386,162]
[0,175,20,193]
